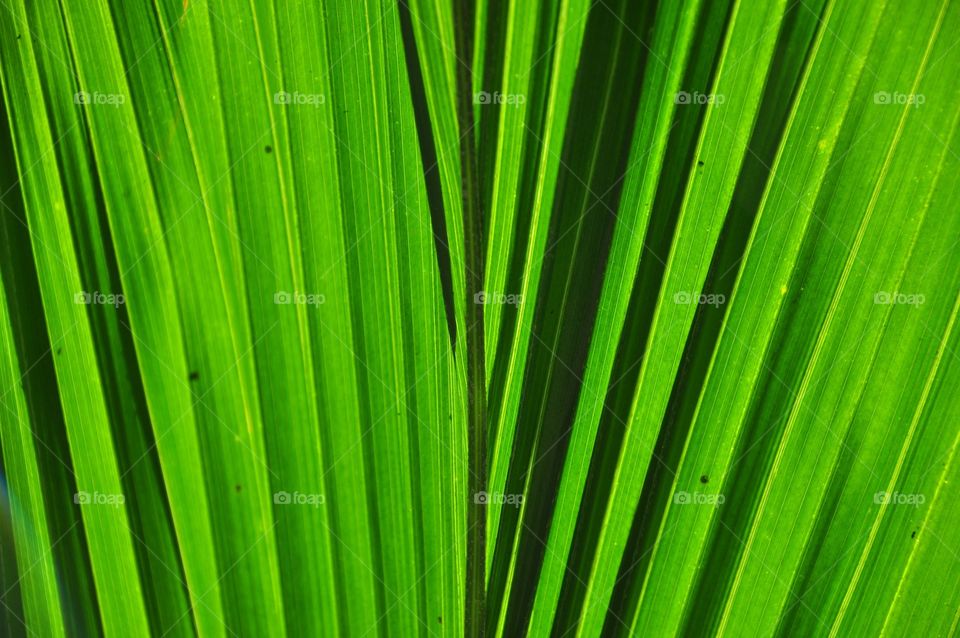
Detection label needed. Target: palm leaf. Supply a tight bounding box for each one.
[0,0,958,636]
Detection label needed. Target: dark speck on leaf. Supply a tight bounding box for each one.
[911,530,917,539]
[265,145,272,154]
[56,347,62,355]
[189,371,200,381]
[700,475,709,484]
[697,160,705,167]
[235,484,242,493]
[437,617,442,624]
